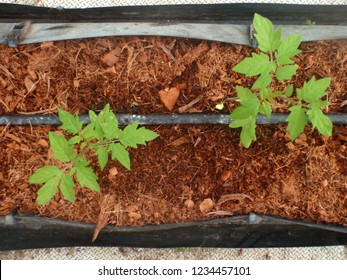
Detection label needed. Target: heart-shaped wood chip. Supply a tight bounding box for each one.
[159,87,180,111]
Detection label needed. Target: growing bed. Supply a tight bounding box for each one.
[0,3,346,249]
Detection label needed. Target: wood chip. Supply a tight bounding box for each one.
[37,139,49,147]
[184,199,194,209]
[24,76,36,93]
[168,136,190,147]
[40,41,54,49]
[286,142,295,150]
[102,47,122,66]
[220,170,231,182]
[178,96,202,113]
[108,167,118,179]
[128,212,142,220]
[199,198,214,214]
[6,133,21,143]
[217,194,253,204]
[159,87,180,111]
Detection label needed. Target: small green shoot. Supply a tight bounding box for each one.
[304,19,316,26]
[225,13,332,148]
[29,104,159,205]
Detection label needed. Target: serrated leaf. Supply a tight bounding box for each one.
[49,132,75,162]
[259,101,272,119]
[259,88,270,100]
[89,110,104,140]
[233,52,270,77]
[276,65,298,82]
[252,72,272,90]
[266,90,283,103]
[286,105,308,140]
[29,165,61,184]
[135,127,159,144]
[68,135,82,145]
[76,165,100,192]
[88,105,120,140]
[300,76,331,103]
[75,156,89,168]
[96,146,109,171]
[235,86,260,114]
[36,176,60,205]
[310,100,330,109]
[109,143,130,170]
[60,174,75,203]
[307,108,333,137]
[229,115,257,148]
[58,109,83,135]
[276,34,302,65]
[285,85,294,97]
[81,123,96,141]
[236,86,253,100]
[253,13,276,52]
[119,121,158,148]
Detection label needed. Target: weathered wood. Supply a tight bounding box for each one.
[0,22,346,46]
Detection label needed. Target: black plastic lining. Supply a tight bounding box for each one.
[0,213,346,250]
[0,3,347,25]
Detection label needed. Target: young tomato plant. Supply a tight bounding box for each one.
[220,13,332,148]
[29,104,159,205]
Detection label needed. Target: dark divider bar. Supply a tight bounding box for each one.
[0,213,346,250]
[0,3,347,24]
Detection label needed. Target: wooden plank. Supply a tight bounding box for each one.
[0,22,346,46]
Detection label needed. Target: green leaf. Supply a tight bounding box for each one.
[286,105,308,140]
[89,104,120,140]
[252,72,272,90]
[276,34,302,65]
[299,76,331,103]
[266,90,283,103]
[276,65,298,82]
[89,110,104,140]
[285,85,294,97]
[310,100,330,109]
[68,135,82,145]
[233,52,271,77]
[229,115,257,148]
[81,123,96,141]
[234,86,260,112]
[136,127,159,144]
[229,86,260,148]
[109,143,131,170]
[253,13,277,52]
[259,101,272,119]
[29,165,61,184]
[58,109,83,135]
[49,132,75,162]
[36,176,60,205]
[307,108,333,137]
[119,121,159,148]
[76,165,100,192]
[96,146,109,171]
[75,156,89,168]
[59,174,75,203]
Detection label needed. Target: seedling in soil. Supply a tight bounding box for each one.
[217,13,332,148]
[29,104,159,204]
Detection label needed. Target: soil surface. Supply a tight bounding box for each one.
[0,36,346,236]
